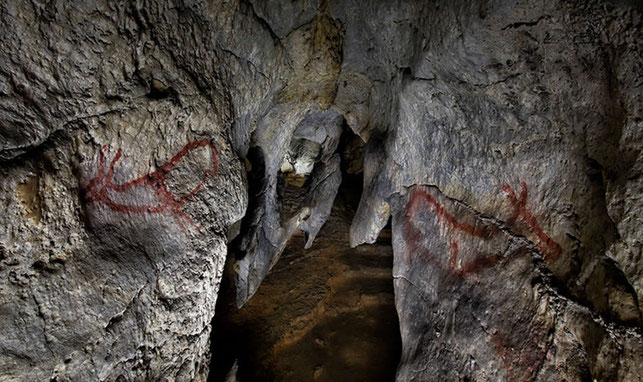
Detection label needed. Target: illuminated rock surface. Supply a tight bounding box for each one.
[0,0,641,381]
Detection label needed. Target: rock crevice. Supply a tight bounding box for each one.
[0,0,641,381]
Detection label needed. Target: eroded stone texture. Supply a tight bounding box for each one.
[0,111,246,382]
[0,0,347,379]
[392,185,642,380]
[1,0,641,381]
[335,0,643,380]
[0,1,249,381]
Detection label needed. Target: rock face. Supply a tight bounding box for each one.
[0,1,249,381]
[0,0,641,381]
[340,1,643,380]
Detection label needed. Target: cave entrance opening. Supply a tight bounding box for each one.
[209,127,402,382]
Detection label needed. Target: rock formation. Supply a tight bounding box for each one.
[0,0,641,381]
[211,187,401,381]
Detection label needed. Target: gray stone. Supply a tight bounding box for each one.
[0,0,641,381]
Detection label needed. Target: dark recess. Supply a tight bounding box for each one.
[209,127,401,381]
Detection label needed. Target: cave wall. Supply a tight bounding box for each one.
[0,1,252,380]
[0,0,641,381]
[336,1,643,380]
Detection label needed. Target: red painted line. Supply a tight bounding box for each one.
[491,328,547,382]
[406,187,492,238]
[84,139,219,235]
[502,182,562,263]
[402,184,555,381]
[449,241,459,272]
[403,186,508,278]
[402,184,556,380]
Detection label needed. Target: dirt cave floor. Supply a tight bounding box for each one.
[210,183,402,382]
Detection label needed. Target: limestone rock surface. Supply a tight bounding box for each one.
[0,1,250,381]
[0,0,642,381]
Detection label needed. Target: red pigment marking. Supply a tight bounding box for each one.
[502,182,562,263]
[84,139,218,235]
[406,186,493,238]
[402,184,554,380]
[403,186,506,278]
[491,328,548,382]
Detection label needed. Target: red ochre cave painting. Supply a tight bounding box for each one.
[402,182,560,382]
[403,186,507,279]
[84,139,218,235]
[491,328,549,382]
[403,181,561,274]
[503,182,562,263]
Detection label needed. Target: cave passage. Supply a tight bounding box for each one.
[209,153,402,382]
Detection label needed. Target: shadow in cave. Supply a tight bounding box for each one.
[209,129,401,382]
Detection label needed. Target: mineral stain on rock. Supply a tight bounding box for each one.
[16,175,42,224]
[83,140,219,235]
